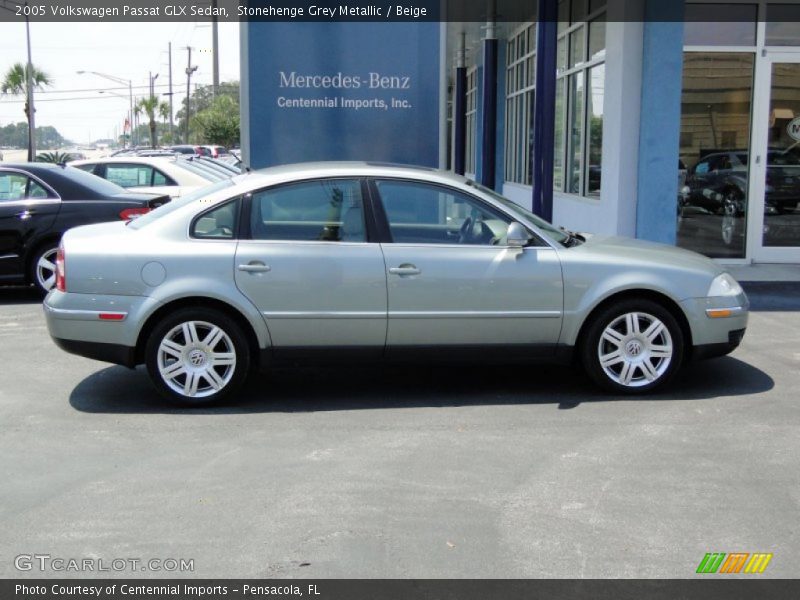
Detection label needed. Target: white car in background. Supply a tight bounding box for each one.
[71,156,227,199]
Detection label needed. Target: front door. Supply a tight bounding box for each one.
[750,54,800,262]
[372,179,563,356]
[234,178,387,354]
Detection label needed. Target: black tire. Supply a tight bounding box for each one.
[580,298,684,394]
[29,243,59,296]
[145,307,251,406]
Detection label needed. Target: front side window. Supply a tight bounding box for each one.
[250,179,366,242]
[375,179,511,246]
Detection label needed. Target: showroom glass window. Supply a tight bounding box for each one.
[504,22,537,185]
[678,3,758,259]
[250,179,366,242]
[553,0,606,197]
[465,68,478,175]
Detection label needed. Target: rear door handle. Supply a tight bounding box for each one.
[238,263,271,273]
[389,264,421,276]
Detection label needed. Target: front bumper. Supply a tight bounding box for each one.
[680,291,749,361]
[692,327,746,360]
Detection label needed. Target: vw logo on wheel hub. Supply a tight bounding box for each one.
[626,340,643,357]
[188,349,207,367]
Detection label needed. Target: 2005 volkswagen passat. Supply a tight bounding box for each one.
[44,163,749,405]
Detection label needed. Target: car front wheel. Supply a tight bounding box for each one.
[145,308,251,406]
[581,299,684,394]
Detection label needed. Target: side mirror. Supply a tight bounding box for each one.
[506,221,532,247]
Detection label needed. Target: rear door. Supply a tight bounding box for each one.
[234,178,387,355]
[0,170,60,280]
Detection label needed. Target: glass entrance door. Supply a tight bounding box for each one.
[750,55,800,261]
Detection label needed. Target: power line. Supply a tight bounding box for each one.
[1,95,134,103]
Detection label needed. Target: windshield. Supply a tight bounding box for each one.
[128,179,235,229]
[465,180,570,244]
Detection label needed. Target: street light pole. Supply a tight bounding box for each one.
[76,70,134,148]
[184,47,198,144]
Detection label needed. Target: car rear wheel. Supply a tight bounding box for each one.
[145,308,250,406]
[30,244,59,295]
[581,299,684,394]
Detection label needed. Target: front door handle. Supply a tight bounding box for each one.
[238,262,271,273]
[15,210,34,220]
[389,264,421,276]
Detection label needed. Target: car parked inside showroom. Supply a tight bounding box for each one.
[44,163,749,405]
[71,156,225,199]
[683,150,800,216]
[0,163,169,294]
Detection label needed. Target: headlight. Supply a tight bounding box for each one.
[707,272,743,297]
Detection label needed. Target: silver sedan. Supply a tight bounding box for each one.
[44,163,749,405]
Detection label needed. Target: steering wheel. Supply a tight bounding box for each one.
[458,216,476,244]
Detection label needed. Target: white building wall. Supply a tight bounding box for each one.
[501,14,645,237]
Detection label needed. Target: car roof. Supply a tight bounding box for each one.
[227,161,466,193]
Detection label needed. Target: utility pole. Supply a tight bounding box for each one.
[168,42,174,141]
[184,46,198,144]
[212,0,219,96]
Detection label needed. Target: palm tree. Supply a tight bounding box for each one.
[158,101,171,144]
[136,96,161,148]
[1,63,51,160]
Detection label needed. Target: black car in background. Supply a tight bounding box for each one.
[0,163,169,294]
[684,150,800,216]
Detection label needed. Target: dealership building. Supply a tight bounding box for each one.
[241,0,800,264]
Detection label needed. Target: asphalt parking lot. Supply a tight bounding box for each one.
[1,284,798,579]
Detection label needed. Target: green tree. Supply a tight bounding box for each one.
[176,81,238,143]
[192,95,240,147]
[1,62,52,158]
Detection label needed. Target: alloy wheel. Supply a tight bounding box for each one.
[35,247,58,292]
[156,320,237,398]
[597,311,673,388]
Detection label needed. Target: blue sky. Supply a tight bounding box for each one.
[0,21,240,143]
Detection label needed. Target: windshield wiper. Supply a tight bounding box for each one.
[559,227,584,247]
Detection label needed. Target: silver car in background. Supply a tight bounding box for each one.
[44,163,749,405]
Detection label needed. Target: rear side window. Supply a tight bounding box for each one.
[0,173,51,201]
[250,179,366,242]
[129,178,235,230]
[105,164,174,188]
[191,199,239,239]
[0,173,29,201]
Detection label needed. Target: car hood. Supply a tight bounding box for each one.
[573,234,724,277]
